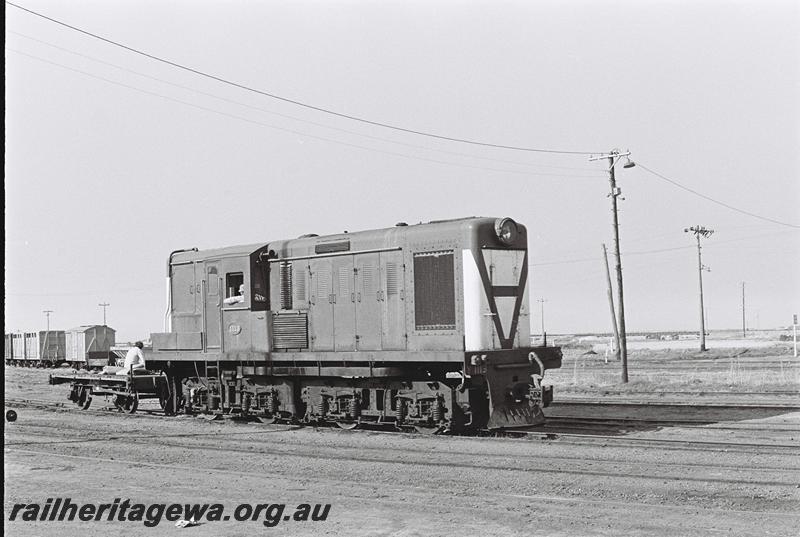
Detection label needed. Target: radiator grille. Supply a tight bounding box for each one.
[294,266,306,302]
[272,312,308,350]
[413,251,455,330]
[279,262,292,310]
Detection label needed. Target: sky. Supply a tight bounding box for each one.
[5,0,799,341]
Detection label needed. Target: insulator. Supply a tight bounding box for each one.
[431,397,443,422]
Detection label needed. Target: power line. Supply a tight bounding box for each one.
[7,30,605,176]
[530,229,798,267]
[8,48,602,179]
[638,163,800,229]
[7,1,599,156]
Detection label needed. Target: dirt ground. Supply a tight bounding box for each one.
[4,360,800,537]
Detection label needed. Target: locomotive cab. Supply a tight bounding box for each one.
[152,243,272,356]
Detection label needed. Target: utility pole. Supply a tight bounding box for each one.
[43,310,53,361]
[685,226,714,351]
[602,244,620,361]
[99,302,110,326]
[741,282,746,338]
[537,298,547,345]
[590,149,635,383]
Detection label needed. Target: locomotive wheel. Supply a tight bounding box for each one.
[335,421,359,430]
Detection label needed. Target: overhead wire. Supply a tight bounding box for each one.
[9,45,796,268]
[637,163,800,229]
[7,47,601,179]
[531,229,798,267]
[9,4,797,240]
[7,1,600,156]
[7,30,604,175]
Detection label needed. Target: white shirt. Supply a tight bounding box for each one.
[223,284,246,305]
[123,347,146,370]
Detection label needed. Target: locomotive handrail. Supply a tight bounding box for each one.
[269,246,401,263]
[165,248,198,331]
[528,352,545,378]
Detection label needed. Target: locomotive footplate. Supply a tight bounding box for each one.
[465,347,561,429]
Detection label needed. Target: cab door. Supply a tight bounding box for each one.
[204,263,222,349]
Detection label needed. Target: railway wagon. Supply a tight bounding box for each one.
[23,330,66,367]
[9,332,27,366]
[148,217,562,432]
[65,325,116,369]
[4,334,13,364]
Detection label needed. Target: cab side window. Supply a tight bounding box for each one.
[225,272,244,300]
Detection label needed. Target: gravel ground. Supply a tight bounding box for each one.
[5,366,800,536]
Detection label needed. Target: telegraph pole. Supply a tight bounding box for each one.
[741,282,746,338]
[537,298,548,344]
[99,302,110,326]
[43,310,53,361]
[685,226,714,351]
[602,244,620,361]
[590,149,635,382]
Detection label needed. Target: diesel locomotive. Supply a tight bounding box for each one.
[145,216,561,432]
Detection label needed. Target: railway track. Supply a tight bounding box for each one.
[9,394,800,419]
[557,390,800,396]
[551,398,800,409]
[7,420,800,488]
[6,396,799,456]
[561,359,799,367]
[530,415,800,433]
[8,445,798,523]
